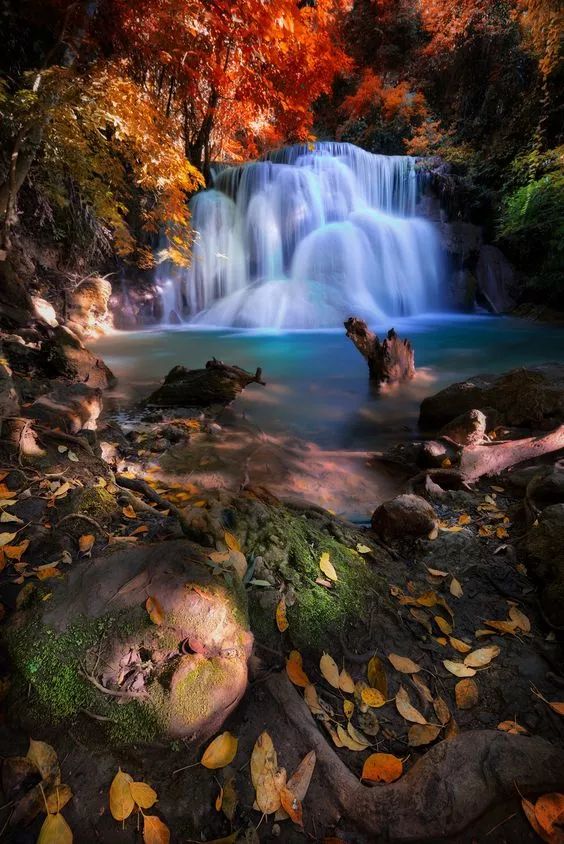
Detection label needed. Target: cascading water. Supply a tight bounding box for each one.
[158,142,446,329]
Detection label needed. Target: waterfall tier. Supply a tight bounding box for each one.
[158,142,446,329]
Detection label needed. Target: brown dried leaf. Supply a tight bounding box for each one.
[407,723,441,746]
[455,678,479,709]
[367,655,388,696]
[443,660,476,678]
[395,685,426,724]
[145,595,164,626]
[463,645,500,668]
[388,653,421,674]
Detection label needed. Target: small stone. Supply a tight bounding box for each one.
[371,494,437,540]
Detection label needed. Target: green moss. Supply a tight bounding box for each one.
[72,485,118,523]
[247,507,388,649]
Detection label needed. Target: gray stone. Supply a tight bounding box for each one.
[439,409,486,446]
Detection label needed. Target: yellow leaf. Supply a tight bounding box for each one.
[336,724,366,751]
[224,531,240,552]
[276,597,289,632]
[361,687,386,708]
[143,814,170,844]
[256,767,285,814]
[367,655,387,696]
[319,653,340,688]
[458,514,472,525]
[201,732,238,769]
[347,722,371,747]
[450,577,463,598]
[286,650,309,687]
[0,531,17,547]
[27,739,60,783]
[37,812,73,844]
[388,653,421,674]
[343,699,354,719]
[145,595,164,626]
[434,616,453,635]
[395,685,426,723]
[449,636,472,653]
[130,781,158,809]
[339,668,355,694]
[463,645,500,668]
[356,544,371,554]
[319,551,338,581]
[251,732,277,789]
[455,678,479,709]
[109,768,135,821]
[45,784,73,814]
[407,723,441,746]
[78,534,95,555]
[443,660,476,678]
[304,684,324,716]
[361,753,402,783]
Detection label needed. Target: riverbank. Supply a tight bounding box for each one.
[0,316,563,842]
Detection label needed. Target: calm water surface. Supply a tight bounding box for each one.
[92,314,564,451]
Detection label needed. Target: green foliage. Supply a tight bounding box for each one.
[499,146,564,305]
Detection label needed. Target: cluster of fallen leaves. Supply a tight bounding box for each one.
[109,769,169,843]
[2,738,73,842]
[428,488,511,543]
[250,732,314,825]
[522,791,564,843]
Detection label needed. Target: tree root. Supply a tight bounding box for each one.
[266,672,564,841]
[114,473,197,539]
[54,513,108,536]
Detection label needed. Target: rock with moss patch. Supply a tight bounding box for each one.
[3,540,252,744]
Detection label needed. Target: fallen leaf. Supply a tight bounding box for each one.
[122,505,136,519]
[508,605,531,633]
[483,619,518,635]
[497,720,528,735]
[0,531,17,547]
[109,768,135,821]
[286,651,309,687]
[215,785,223,812]
[395,685,426,724]
[143,814,170,844]
[0,511,22,523]
[275,597,289,632]
[458,514,472,525]
[336,724,366,751]
[443,660,476,678]
[27,739,60,783]
[224,531,240,552]
[256,766,285,814]
[251,732,277,789]
[388,653,421,674]
[356,544,371,554]
[319,552,338,581]
[4,540,29,560]
[434,616,453,635]
[433,696,451,725]
[449,636,472,654]
[450,577,463,598]
[275,751,316,821]
[304,684,324,716]
[534,793,564,836]
[145,595,164,626]
[347,722,371,747]
[339,668,355,694]
[367,655,387,696]
[221,777,238,822]
[37,812,73,844]
[463,645,500,668]
[427,567,448,577]
[201,732,238,769]
[408,723,441,746]
[455,678,479,709]
[130,781,158,809]
[361,687,386,708]
[412,674,433,704]
[361,753,403,783]
[67,451,79,463]
[320,653,340,688]
[279,785,303,826]
[343,699,354,719]
[409,607,433,633]
[78,534,95,555]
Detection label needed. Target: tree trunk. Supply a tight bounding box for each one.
[345,318,415,383]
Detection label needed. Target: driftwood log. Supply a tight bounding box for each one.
[344,319,415,383]
[458,424,564,480]
[267,672,564,841]
[146,358,265,407]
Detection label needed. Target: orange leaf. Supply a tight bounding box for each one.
[143,814,170,844]
[361,753,402,783]
[286,650,309,687]
[122,505,136,519]
[276,597,289,632]
[146,595,164,625]
[535,793,564,836]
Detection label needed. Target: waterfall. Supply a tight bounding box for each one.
[159,141,446,329]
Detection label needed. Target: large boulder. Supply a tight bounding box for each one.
[371,494,437,540]
[420,364,564,430]
[67,276,112,337]
[43,325,116,389]
[475,245,517,314]
[4,540,253,743]
[526,503,564,626]
[23,383,103,433]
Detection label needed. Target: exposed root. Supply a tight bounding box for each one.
[266,672,564,841]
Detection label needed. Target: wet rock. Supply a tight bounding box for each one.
[419,364,564,430]
[418,528,484,572]
[23,383,103,433]
[475,245,517,314]
[526,503,564,626]
[438,409,486,446]
[31,296,58,328]
[146,359,265,407]
[526,463,564,510]
[43,325,116,389]
[371,494,437,540]
[67,276,112,337]
[5,540,252,743]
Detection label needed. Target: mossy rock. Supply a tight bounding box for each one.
[3,540,252,745]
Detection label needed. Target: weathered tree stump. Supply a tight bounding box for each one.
[146,358,265,407]
[344,318,415,383]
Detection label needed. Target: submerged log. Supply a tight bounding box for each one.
[146,358,265,407]
[344,318,415,383]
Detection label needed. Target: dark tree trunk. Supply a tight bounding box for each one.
[345,318,415,383]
